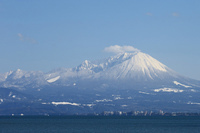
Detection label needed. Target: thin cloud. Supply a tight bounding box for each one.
[18,33,24,41]
[17,33,38,44]
[104,45,140,54]
[146,12,153,16]
[172,12,179,17]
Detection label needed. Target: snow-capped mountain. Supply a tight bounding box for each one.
[44,52,177,83]
[0,69,47,89]
[92,52,173,80]
[36,51,192,88]
[0,51,200,115]
[0,51,188,87]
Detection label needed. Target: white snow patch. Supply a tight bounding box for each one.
[111,95,123,100]
[47,76,60,83]
[139,91,150,95]
[12,95,16,98]
[154,88,184,93]
[173,81,192,88]
[95,99,112,102]
[114,97,124,100]
[121,105,128,107]
[0,99,3,102]
[83,104,96,107]
[52,102,80,106]
[127,97,132,99]
[41,102,50,105]
[187,102,200,105]
[73,83,76,86]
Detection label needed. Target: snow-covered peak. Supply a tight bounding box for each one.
[8,69,26,79]
[8,71,13,75]
[97,52,167,72]
[84,60,89,66]
[113,52,167,72]
[76,60,97,71]
[95,51,169,80]
[81,60,91,68]
[0,71,14,81]
[96,52,136,70]
[131,52,167,72]
[111,52,137,61]
[16,69,21,72]
[122,52,131,59]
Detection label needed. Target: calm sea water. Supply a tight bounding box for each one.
[0,116,200,133]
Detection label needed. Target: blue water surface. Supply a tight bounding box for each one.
[0,116,200,133]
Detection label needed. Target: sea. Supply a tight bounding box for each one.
[0,116,200,133]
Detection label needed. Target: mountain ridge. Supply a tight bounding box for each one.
[0,51,200,114]
[0,51,197,89]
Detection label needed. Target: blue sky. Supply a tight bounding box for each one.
[0,0,200,80]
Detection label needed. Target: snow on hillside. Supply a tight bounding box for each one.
[51,102,80,106]
[47,76,60,83]
[154,88,184,93]
[173,81,192,88]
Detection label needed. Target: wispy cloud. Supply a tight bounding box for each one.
[18,33,23,41]
[104,45,140,54]
[172,12,179,17]
[17,33,37,44]
[146,12,153,16]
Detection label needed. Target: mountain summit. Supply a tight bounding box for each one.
[93,52,169,80]
[44,52,176,83]
[0,51,200,115]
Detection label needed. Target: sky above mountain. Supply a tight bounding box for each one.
[0,0,200,80]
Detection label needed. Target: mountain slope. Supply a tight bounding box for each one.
[0,51,198,91]
[94,52,170,80]
[43,52,179,82]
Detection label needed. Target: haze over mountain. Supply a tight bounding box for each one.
[0,50,200,115]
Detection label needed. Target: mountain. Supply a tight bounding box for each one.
[0,51,200,115]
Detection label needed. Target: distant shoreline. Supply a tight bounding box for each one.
[1,112,200,117]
